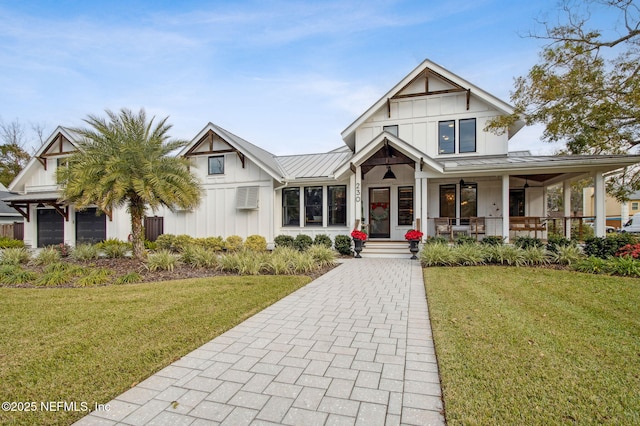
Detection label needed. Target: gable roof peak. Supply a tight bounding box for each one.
[340,58,524,150]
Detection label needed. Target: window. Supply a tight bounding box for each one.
[633,202,639,210]
[328,186,346,226]
[208,156,224,175]
[459,118,476,153]
[283,188,300,226]
[305,187,323,226]
[383,125,398,137]
[510,189,525,217]
[438,121,455,154]
[439,119,476,154]
[398,186,414,226]
[439,185,456,218]
[460,182,477,224]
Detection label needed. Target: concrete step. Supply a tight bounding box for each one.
[359,241,416,259]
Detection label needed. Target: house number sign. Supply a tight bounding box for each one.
[355,182,361,202]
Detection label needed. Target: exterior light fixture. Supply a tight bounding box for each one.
[383,166,396,180]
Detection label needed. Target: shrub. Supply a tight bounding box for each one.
[181,245,218,269]
[155,234,176,251]
[51,243,71,257]
[268,247,297,274]
[546,234,573,253]
[197,236,225,251]
[306,244,337,268]
[31,247,61,266]
[522,246,550,266]
[573,257,610,275]
[173,234,195,252]
[114,272,143,285]
[34,265,77,287]
[608,256,640,277]
[274,235,295,248]
[616,243,640,259]
[97,238,131,258]
[0,267,37,285]
[245,235,267,252]
[425,236,449,245]
[584,233,637,259]
[294,234,313,251]
[480,236,504,246]
[452,244,485,266]
[75,268,112,287]
[0,237,25,249]
[147,250,180,271]
[551,244,584,265]
[71,244,100,261]
[224,235,244,252]
[421,243,456,267]
[219,250,268,275]
[313,234,332,248]
[513,236,544,249]
[485,245,526,266]
[0,247,31,265]
[454,235,477,246]
[334,235,352,255]
[144,240,158,251]
[290,250,316,274]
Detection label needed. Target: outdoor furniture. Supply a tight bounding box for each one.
[469,217,486,239]
[435,217,451,239]
[509,216,546,238]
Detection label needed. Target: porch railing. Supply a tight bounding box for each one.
[426,216,614,242]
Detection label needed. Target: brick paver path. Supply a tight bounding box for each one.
[75,258,445,425]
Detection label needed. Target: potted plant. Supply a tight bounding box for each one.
[404,229,424,259]
[350,229,368,258]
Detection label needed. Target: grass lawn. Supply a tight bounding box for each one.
[0,275,310,425]
[424,266,640,425]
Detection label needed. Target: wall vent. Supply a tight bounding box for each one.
[236,186,259,209]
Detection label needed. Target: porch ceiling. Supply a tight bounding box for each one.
[360,143,415,175]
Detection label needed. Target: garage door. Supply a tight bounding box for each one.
[37,209,64,248]
[76,208,106,244]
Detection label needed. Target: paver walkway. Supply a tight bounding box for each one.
[75,258,445,426]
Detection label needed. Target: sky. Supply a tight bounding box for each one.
[0,0,616,156]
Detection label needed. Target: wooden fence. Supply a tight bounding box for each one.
[0,222,23,240]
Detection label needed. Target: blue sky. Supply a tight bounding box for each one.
[0,0,601,155]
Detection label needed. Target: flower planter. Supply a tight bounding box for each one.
[353,238,364,258]
[408,239,419,259]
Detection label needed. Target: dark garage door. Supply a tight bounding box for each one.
[76,208,106,244]
[37,209,64,248]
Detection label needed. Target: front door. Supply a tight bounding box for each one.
[369,187,391,238]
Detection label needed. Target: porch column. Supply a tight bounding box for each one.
[593,171,606,237]
[349,173,357,229]
[422,177,428,237]
[502,174,510,243]
[563,180,572,239]
[354,165,363,229]
[414,172,422,231]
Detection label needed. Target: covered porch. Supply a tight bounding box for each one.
[337,137,640,242]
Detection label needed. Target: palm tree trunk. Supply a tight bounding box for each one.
[129,199,146,261]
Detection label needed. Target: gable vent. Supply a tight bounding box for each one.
[236,186,259,209]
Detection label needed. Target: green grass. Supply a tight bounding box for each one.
[0,275,310,425]
[424,267,640,425]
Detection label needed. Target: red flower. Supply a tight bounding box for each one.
[404,230,424,241]
[351,230,368,240]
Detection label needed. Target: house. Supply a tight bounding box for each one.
[583,187,640,229]
[5,59,640,248]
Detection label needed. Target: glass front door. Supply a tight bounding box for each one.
[369,187,391,238]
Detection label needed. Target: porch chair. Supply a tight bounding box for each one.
[435,217,452,240]
[469,217,486,240]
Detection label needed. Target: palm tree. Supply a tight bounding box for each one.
[59,108,201,260]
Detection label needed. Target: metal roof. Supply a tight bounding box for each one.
[1,191,62,202]
[276,151,352,179]
[442,154,640,172]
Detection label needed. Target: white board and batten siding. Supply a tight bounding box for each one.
[161,151,275,241]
